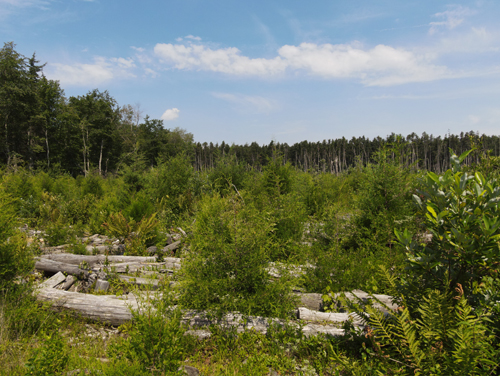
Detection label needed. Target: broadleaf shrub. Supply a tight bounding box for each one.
[396,149,500,296]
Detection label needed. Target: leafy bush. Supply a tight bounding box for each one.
[146,154,195,216]
[396,150,500,296]
[0,189,33,283]
[24,332,69,376]
[179,193,296,318]
[347,149,417,254]
[108,286,189,375]
[207,154,248,195]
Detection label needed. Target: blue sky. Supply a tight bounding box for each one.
[1,0,499,145]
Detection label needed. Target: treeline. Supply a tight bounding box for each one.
[193,131,500,173]
[2,42,499,176]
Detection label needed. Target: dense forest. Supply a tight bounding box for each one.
[1,41,500,375]
[1,42,499,177]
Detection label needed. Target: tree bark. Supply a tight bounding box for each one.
[35,258,89,279]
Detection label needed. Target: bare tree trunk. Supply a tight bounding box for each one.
[82,123,88,176]
[45,128,50,168]
[99,139,103,176]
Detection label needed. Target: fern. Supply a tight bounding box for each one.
[102,212,158,255]
[347,287,500,375]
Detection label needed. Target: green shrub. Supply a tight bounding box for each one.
[102,212,158,254]
[396,149,500,296]
[179,193,296,318]
[331,285,499,375]
[347,149,417,254]
[81,173,104,198]
[207,154,248,195]
[146,154,195,216]
[107,286,189,375]
[24,332,69,376]
[0,189,33,283]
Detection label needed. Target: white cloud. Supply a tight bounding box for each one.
[154,41,449,86]
[185,35,202,41]
[429,5,475,35]
[144,68,158,78]
[212,92,277,113]
[279,42,449,85]
[46,56,136,86]
[154,43,287,76]
[161,108,180,121]
[431,27,500,54]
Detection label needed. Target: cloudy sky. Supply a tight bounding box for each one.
[1,0,499,144]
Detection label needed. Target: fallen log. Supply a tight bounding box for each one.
[40,254,159,266]
[37,287,135,326]
[35,259,89,279]
[297,307,364,327]
[332,290,397,315]
[118,275,159,289]
[36,279,347,337]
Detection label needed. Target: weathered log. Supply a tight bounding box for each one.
[40,254,159,266]
[118,275,159,289]
[39,271,66,289]
[36,287,136,326]
[35,259,89,279]
[159,240,181,253]
[35,286,347,337]
[332,290,397,314]
[297,307,364,326]
[62,275,77,290]
[294,292,323,311]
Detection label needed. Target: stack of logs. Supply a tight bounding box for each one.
[35,251,397,338]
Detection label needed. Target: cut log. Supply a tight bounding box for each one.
[36,287,136,326]
[40,254,159,266]
[332,290,397,314]
[35,259,89,279]
[297,307,364,326]
[35,287,347,336]
[62,275,77,290]
[39,271,66,289]
[118,275,159,289]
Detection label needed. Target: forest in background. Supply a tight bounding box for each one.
[1,42,499,177]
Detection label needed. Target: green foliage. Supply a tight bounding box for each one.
[0,285,56,343]
[0,189,33,283]
[396,149,500,295]
[179,193,296,318]
[207,154,248,195]
[24,332,69,376]
[108,287,189,375]
[81,173,104,198]
[347,149,417,253]
[304,244,405,294]
[301,171,354,217]
[146,153,195,216]
[102,212,158,254]
[333,287,499,375]
[261,154,293,196]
